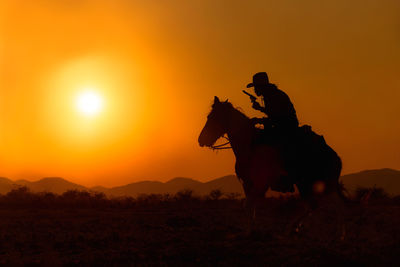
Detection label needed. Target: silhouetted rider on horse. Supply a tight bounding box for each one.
[245,72,299,192]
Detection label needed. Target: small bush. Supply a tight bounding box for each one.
[136,194,165,205]
[355,186,390,204]
[175,189,195,201]
[0,188,247,209]
[208,189,223,201]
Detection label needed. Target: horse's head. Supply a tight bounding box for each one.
[198,96,234,147]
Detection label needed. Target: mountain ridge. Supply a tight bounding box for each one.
[0,168,399,197]
[340,168,400,195]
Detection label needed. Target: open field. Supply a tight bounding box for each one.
[0,190,399,266]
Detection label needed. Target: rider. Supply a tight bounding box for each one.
[246,72,299,192]
[246,72,299,132]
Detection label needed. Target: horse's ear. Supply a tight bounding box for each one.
[214,96,220,104]
[224,99,229,103]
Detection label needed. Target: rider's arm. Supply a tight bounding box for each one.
[252,101,266,113]
[251,117,271,125]
[251,117,264,124]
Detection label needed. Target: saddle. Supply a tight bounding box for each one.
[253,124,326,151]
[253,124,327,193]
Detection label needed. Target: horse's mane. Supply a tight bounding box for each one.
[211,100,250,121]
[230,103,250,121]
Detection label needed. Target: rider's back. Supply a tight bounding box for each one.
[261,84,299,130]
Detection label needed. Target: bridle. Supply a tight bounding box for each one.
[206,103,244,151]
[210,135,232,150]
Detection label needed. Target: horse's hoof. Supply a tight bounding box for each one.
[340,231,346,241]
[295,223,303,233]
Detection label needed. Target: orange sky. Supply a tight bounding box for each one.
[1,0,399,187]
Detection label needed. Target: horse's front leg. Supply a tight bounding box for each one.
[242,181,256,218]
[243,180,266,216]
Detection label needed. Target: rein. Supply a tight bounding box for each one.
[211,136,232,150]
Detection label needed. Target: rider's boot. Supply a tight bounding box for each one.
[271,175,295,193]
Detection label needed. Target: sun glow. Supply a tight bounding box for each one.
[76,90,104,117]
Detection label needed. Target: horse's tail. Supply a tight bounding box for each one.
[319,142,350,202]
[332,156,351,202]
[337,181,350,202]
[332,150,342,183]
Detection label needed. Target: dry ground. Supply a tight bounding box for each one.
[0,197,399,266]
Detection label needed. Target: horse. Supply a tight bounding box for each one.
[198,96,345,237]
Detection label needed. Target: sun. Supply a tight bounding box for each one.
[76,90,104,117]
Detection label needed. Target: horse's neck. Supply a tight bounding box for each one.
[226,111,253,159]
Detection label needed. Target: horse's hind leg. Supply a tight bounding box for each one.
[283,196,314,236]
[329,189,346,240]
[284,190,346,240]
[316,176,346,240]
[299,187,346,241]
[283,181,323,236]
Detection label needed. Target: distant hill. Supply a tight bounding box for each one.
[0,168,398,197]
[0,177,17,194]
[340,168,400,195]
[94,175,243,197]
[17,177,87,194]
[0,177,87,195]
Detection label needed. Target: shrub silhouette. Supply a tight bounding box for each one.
[4,186,34,206]
[0,186,397,209]
[136,193,167,205]
[355,186,390,204]
[208,189,223,200]
[175,189,195,201]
